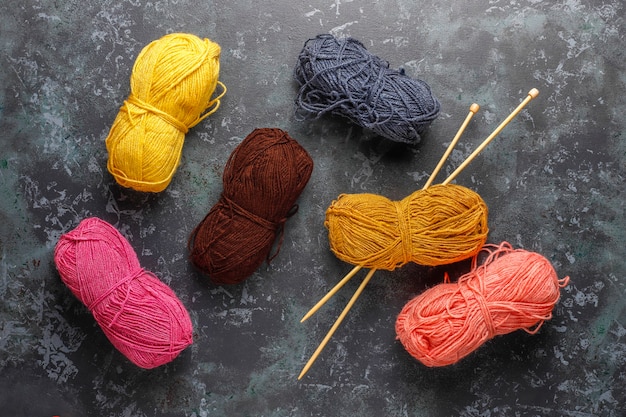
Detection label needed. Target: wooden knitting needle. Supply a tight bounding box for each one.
[423,103,480,189]
[301,102,481,324]
[443,88,539,185]
[298,268,376,379]
[298,103,485,378]
[298,92,536,378]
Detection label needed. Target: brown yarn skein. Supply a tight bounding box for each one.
[188,128,314,284]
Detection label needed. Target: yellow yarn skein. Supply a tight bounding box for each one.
[325,183,489,270]
[106,33,226,192]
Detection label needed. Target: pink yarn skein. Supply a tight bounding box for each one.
[54,217,193,369]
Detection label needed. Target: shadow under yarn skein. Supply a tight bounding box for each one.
[188,128,314,285]
[106,32,225,193]
[395,242,570,367]
[54,217,193,369]
[294,34,440,144]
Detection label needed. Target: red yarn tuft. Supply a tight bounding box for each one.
[395,242,570,367]
[54,217,193,369]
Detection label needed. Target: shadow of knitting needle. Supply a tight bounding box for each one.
[298,89,538,379]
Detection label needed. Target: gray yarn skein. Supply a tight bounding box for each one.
[294,34,440,144]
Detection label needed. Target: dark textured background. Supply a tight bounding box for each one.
[1,0,624,416]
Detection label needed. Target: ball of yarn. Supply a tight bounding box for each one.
[325,183,489,270]
[188,128,314,285]
[54,217,193,369]
[293,34,440,144]
[106,32,226,193]
[395,242,570,367]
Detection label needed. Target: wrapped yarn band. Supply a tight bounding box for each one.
[395,242,570,367]
[86,268,143,311]
[294,34,440,144]
[188,128,314,285]
[125,95,190,134]
[106,33,226,192]
[54,217,193,369]
[325,183,489,270]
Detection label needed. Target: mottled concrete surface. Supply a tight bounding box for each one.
[1,0,624,416]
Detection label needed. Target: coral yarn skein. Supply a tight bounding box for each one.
[395,242,570,367]
[54,217,193,369]
[106,32,225,192]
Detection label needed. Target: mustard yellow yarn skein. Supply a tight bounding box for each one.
[325,183,489,270]
[106,33,226,192]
